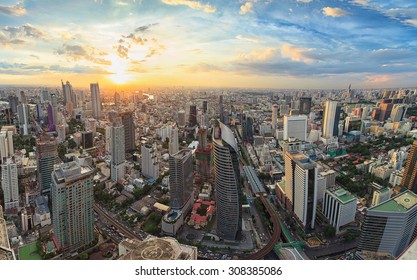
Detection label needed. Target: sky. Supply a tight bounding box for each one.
[1,0,417,89]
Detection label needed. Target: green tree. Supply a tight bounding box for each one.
[79,252,89,260]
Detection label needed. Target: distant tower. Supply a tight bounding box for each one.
[51,161,95,251]
[110,119,125,182]
[188,105,197,127]
[219,95,224,123]
[119,112,135,152]
[90,83,102,119]
[169,125,179,155]
[202,100,208,114]
[213,121,242,240]
[36,136,59,194]
[299,97,312,114]
[169,149,194,214]
[17,103,30,135]
[57,125,66,143]
[1,158,19,210]
[62,80,75,107]
[401,141,417,193]
[272,105,278,130]
[177,110,186,127]
[322,100,340,139]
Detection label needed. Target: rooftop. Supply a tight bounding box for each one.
[327,187,356,204]
[370,190,417,213]
[286,151,317,170]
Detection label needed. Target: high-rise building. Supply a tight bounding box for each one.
[188,105,197,127]
[213,121,242,240]
[358,190,417,258]
[36,136,59,194]
[322,100,340,139]
[322,186,357,233]
[299,97,312,115]
[169,125,179,155]
[1,158,19,210]
[0,130,13,163]
[90,83,102,119]
[390,104,407,122]
[202,100,208,113]
[119,111,135,152]
[81,131,94,149]
[50,93,58,126]
[284,151,318,230]
[241,114,254,143]
[141,144,159,180]
[272,105,279,130]
[57,125,66,144]
[8,95,18,114]
[177,110,186,127]
[17,103,30,135]
[110,119,125,182]
[61,80,73,106]
[283,115,307,141]
[169,149,194,214]
[379,102,394,122]
[51,161,95,251]
[401,141,417,193]
[105,125,112,154]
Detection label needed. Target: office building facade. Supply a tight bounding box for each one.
[1,158,19,210]
[169,150,194,213]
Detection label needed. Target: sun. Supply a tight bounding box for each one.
[106,54,132,84]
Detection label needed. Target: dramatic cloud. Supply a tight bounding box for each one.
[322,7,349,17]
[240,2,254,15]
[0,24,44,46]
[161,0,216,13]
[0,1,26,16]
[281,44,315,63]
[56,44,111,65]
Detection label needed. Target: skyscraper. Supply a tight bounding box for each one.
[272,105,279,130]
[195,128,211,180]
[213,121,242,240]
[90,83,102,119]
[390,104,407,122]
[219,95,224,123]
[141,144,159,180]
[202,100,208,113]
[284,151,318,230]
[177,110,186,127]
[283,115,307,141]
[169,125,179,155]
[62,80,77,107]
[1,158,19,210]
[169,149,194,213]
[358,190,417,258]
[119,111,135,152]
[17,103,30,135]
[188,105,197,127]
[401,141,417,193]
[51,161,95,251]
[36,136,59,194]
[0,130,13,163]
[299,97,312,114]
[322,100,340,139]
[50,93,58,126]
[110,119,125,182]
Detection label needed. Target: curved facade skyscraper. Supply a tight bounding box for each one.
[213,121,242,241]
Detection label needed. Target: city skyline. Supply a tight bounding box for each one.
[2,1,417,89]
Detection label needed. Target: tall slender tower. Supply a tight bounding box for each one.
[169,125,179,155]
[119,111,135,152]
[401,141,417,193]
[110,118,125,182]
[1,158,19,210]
[17,103,30,135]
[272,104,279,130]
[90,83,102,119]
[322,100,340,139]
[213,121,242,240]
[51,161,95,251]
[169,149,194,214]
[36,136,59,194]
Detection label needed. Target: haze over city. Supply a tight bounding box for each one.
[2,0,417,89]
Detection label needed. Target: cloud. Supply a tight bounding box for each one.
[322,7,349,17]
[146,44,166,58]
[56,44,111,65]
[0,1,26,16]
[161,0,216,13]
[351,0,368,6]
[295,0,312,3]
[0,24,44,46]
[135,23,158,33]
[236,48,277,62]
[235,35,260,43]
[29,54,40,59]
[404,19,417,27]
[184,63,222,73]
[281,44,316,63]
[240,2,253,15]
[116,45,129,58]
[364,74,391,83]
